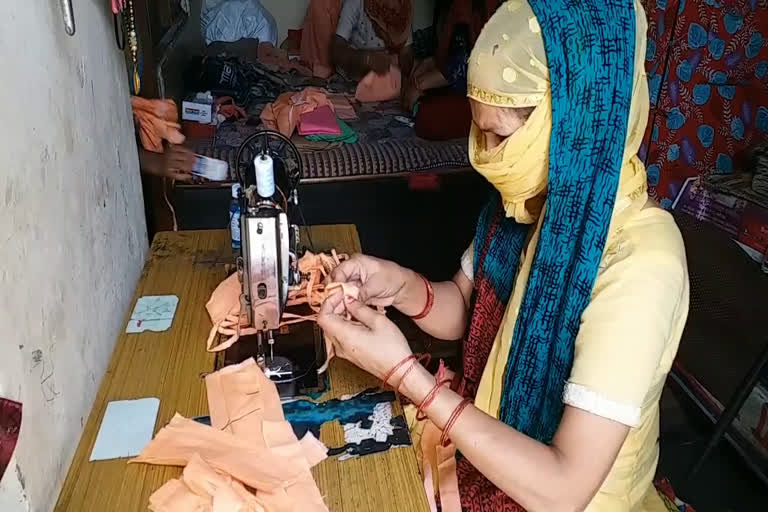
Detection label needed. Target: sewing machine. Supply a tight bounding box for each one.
[232,130,327,397]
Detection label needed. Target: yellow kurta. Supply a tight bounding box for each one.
[462,206,689,511]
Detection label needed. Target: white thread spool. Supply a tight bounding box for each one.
[254,154,275,198]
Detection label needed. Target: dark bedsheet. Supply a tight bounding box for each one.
[186,58,469,181]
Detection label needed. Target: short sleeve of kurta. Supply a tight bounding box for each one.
[460,241,474,282]
[563,210,688,427]
[335,0,362,41]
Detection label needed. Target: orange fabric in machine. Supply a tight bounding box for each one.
[260,88,334,138]
[131,96,185,153]
[204,250,353,361]
[135,358,329,512]
[300,0,343,78]
[354,66,402,102]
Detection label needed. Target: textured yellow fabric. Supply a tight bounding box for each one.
[466,0,548,108]
[464,207,688,512]
[466,0,650,223]
[461,1,688,510]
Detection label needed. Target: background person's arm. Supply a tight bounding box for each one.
[331,36,390,77]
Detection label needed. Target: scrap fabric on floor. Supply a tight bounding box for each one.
[0,398,21,480]
[132,358,329,512]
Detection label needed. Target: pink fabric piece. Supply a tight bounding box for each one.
[354,66,402,103]
[299,105,342,135]
[260,88,334,138]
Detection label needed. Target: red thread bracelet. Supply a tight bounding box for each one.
[409,274,434,320]
[416,377,451,421]
[381,354,417,388]
[395,353,431,395]
[440,398,472,446]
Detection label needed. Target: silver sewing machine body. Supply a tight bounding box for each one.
[241,196,293,332]
[234,131,326,397]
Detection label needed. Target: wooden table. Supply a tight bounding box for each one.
[55,226,429,512]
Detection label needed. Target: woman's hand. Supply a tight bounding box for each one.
[139,145,197,182]
[329,254,427,316]
[318,293,412,380]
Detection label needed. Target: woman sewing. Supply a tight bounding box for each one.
[318,1,688,511]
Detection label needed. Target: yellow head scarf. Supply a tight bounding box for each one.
[467,0,649,231]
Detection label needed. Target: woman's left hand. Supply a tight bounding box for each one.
[318,292,412,381]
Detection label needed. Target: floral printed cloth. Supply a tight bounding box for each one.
[641,0,768,207]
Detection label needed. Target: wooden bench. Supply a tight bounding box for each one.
[55,226,429,512]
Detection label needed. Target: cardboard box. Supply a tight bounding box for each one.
[182,92,214,124]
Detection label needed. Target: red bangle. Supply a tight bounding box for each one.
[409,274,434,320]
[440,398,472,446]
[395,354,431,395]
[416,377,451,421]
[381,354,417,388]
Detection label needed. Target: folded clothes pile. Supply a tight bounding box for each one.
[132,358,329,512]
[260,87,336,138]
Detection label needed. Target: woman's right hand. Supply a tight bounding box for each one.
[329,254,426,315]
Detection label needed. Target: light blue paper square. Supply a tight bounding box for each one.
[89,397,160,461]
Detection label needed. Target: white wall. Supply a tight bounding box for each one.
[0,1,148,511]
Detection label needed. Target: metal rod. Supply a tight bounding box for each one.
[686,339,768,486]
[59,0,76,36]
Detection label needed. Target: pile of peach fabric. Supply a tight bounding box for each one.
[131,358,329,512]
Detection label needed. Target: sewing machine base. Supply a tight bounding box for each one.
[220,318,328,398]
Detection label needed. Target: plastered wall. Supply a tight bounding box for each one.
[0,1,148,510]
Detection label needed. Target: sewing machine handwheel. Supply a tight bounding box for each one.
[235,130,302,193]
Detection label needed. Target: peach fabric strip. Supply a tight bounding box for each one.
[408,365,463,512]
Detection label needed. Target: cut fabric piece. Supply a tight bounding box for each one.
[148,478,213,512]
[260,88,334,138]
[132,97,185,153]
[298,105,342,136]
[355,66,402,102]
[132,413,306,491]
[204,358,327,512]
[137,359,329,512]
